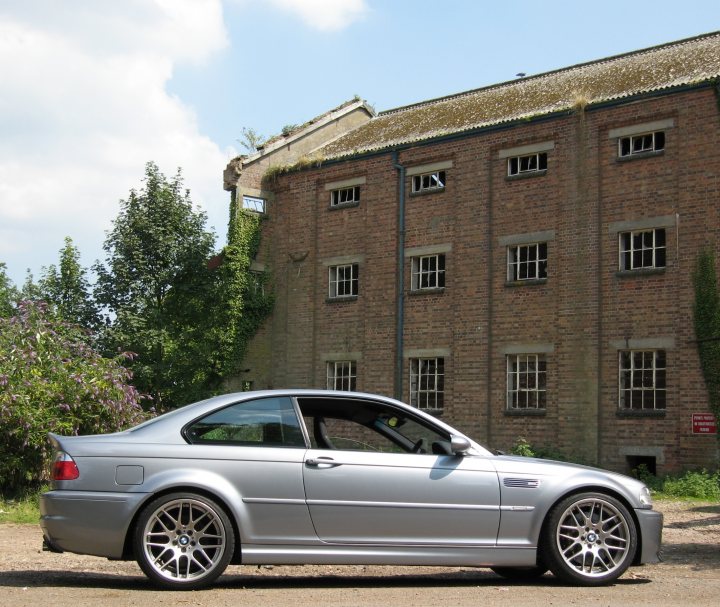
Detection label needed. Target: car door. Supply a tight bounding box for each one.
[298,397,501,546]
[184,395,316,543]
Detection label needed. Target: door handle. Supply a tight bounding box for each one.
[305,457,341,468]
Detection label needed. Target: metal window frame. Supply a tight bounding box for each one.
[618,349,667,410]
[328,263,359,298]
[411,170,446,193]
[411,253,446,290]
[618,228,666,270]
[507,242,548,281]
[409,357,445,410]
[506,354,547,410]
[330,186,360,207]
[618,131,665,157]
[326,360,357,391]
[242,195,266,214]
[507,152,547,176]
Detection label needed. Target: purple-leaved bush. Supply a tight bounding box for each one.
[0,301,147,490]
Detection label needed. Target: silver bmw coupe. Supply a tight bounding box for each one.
[40,389,662,590]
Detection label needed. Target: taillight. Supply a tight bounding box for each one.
[52,452,79,481]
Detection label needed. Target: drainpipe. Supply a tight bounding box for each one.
[393,151,406,401]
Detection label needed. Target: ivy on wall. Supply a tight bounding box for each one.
[693,248,720,443]
[216,196,274,381]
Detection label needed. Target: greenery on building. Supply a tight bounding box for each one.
[692,249,720,442]
[214,194,274,380]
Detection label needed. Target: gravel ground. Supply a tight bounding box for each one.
[1,500,718,607]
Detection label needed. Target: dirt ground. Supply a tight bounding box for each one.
[1,500,718,607]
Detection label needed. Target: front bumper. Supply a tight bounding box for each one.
[40,490,148,559]
[635,508,663,564]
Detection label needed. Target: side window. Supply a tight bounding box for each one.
[185,397,305,447]
[297,398,451,455]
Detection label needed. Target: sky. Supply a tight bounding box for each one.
[1,0,719,286]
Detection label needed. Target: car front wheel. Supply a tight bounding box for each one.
[133,492,235,590]
[542,492,637,585]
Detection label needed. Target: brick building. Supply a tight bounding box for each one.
[224,33,720,474]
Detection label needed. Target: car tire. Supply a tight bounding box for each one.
[490,565,548,580]
[133,492,235,590]
[541,492,637,586]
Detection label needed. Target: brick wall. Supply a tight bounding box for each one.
[238,85,720,473]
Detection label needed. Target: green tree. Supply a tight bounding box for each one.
[94,162,216,409]
[0,301,145,490]
[0,262,18,317]
[39,237,101,332]
[238,127,265,153]
[19,270,42,301]
[693,248,720,443]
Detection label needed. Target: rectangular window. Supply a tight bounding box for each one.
[242,195,266,214]
[326,361,357,391]
[411,254,446,291]
[328,263,359,299]
[619,228,666,270]
[619,350,666,410]
[507,354,547,410]
[410,358,444,410]
[330,186,360,207]
[186,396,305,447]
[411,170,446,193]
[507,152,547,176]
[618,131,665,157]
[249,271,265,297]
[507,242,548,281]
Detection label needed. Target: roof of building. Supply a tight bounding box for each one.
[320,32,720,160]
[243,97,374,163]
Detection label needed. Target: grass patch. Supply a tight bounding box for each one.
[0,487,45,524]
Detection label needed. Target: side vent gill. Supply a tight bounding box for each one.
[504,478,540,489]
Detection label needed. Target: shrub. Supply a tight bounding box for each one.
[510,437,569,461]
[661,470,720,500]
[0,301,146,490]
[510,437,536,457]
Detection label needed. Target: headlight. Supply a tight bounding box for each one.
[638,485,653,508]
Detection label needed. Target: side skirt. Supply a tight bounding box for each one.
[240,544,537,568]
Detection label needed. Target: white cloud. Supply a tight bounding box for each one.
[266,0,369,31]
[0,1,232,284]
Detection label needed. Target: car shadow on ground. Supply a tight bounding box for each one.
[0,569,652,591]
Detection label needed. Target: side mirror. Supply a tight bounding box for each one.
[450,435,471,455]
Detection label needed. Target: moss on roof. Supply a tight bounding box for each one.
[321,32,720,160]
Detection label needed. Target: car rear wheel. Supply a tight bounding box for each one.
[134,492,235,590]
[542,492,637,585]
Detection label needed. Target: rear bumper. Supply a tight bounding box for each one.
[40,490,148,559]
[635,508,663,564]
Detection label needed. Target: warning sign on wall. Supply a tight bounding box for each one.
[692,413,717,435]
